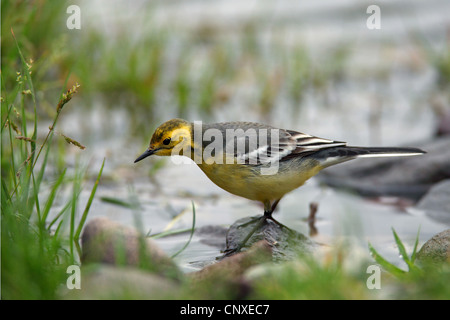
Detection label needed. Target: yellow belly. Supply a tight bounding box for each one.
[197,158,322,202]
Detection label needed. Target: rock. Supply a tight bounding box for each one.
[192,240,272,280]
[196,225,228,250]
[81,217,182,280]
[416,179,450,225]
[317,136,450,200]
[223,215,317,261]
[62,264,180,300]
[417,229,450,264]
[187,240,273,299]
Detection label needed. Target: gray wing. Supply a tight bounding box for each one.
[201,122,346,165]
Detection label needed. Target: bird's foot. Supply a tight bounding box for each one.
[221,215,267,258]
[237,215,266,229]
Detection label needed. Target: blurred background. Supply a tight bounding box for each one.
[2,0,450,271]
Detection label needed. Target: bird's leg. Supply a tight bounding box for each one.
[264,198,296,235]
[236,215,264,229]
[236,198,282,229]
[263,198,286,228]
[263,200,276,219]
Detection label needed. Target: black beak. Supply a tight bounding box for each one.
[134,148,156,163]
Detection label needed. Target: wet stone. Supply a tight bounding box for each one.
[417,229,450,264]
[223,215,317,261]
[63,264,181,300]
[81,217,182,280]
[317,136,450,201]
[188,240,273,299]
[196,225,228,249]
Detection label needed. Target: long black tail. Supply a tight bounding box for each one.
[314,146,426,168]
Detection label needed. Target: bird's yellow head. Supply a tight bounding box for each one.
[134,118,193,163]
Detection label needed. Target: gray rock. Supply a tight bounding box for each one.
[318,136,450,200]
[196,225,228,249]
[417,229,450,264]
[188,240,273,299]
[223,215,317,261]
[416,180,450,225]
[81,217,182,280]
[62,264,180,300]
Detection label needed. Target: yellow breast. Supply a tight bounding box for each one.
[196,157,322,202]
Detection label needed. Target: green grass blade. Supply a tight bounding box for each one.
[368,242,406,277]
[31,172,42,223]
[150,227,195,239]
[74,158,105,242]
[1,103,13,133]
[1,179,12,211]
[69,168,82,261]
[410,227,421,264]
[35,131,54,190]
[18,165,33,220]
[53,218,65,240]
[47,199,72,231]
[171,201,196,258]
[5,107,19,192]
[0,75,20,132]
[41,168,67,224]
[391,228,417,271]
[392,228,410,263]
[100,196,137,209]
[11,28,38,163]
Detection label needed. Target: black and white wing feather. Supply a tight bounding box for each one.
[228,125,346,165]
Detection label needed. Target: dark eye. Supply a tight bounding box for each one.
[163,138,171,145]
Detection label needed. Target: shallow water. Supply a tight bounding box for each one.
[49,0,450,272]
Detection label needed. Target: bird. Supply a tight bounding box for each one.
[134,118,426,254]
